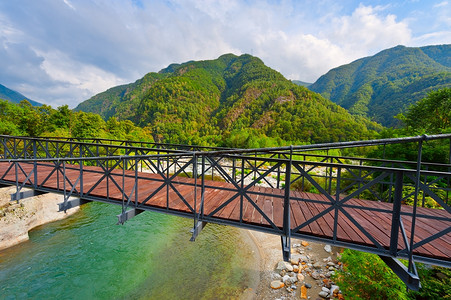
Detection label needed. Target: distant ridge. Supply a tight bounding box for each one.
[291,80,312,87]
[309,44,451,126]
[76,53,380,145]
[0,84,42,106]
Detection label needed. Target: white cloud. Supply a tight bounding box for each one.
[0,1,447,108]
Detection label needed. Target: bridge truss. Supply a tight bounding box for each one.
[0,134,450,290]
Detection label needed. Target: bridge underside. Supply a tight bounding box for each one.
[1,163,449,268]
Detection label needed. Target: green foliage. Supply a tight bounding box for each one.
[408,265,451,299]
[334,249,408,299]
[370,88,451,164]
[310,45,451,126]
[0,99,155,142]
[76,53,381,147]
[400,88,451,133]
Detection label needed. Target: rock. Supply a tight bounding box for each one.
[297,273,305,282]
[270,280,284,289]
[300,285,308,299]
[324,244,332,253]
[282,275,291,284]
[322,287,330,293]
[311,271,320,280]
[327,262,335,266]
[293,265,299,273]
[276,261,293,272]
[304,283,312,288]
[318,291,329,298]
[290,284,297,290]
[299,254,309,262]
[301,240,309,247]
[272,273,282,280]
[322,279,332,288]
[313,262,322,269]
[330,285,339,295]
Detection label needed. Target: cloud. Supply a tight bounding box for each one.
[0,1,447,108]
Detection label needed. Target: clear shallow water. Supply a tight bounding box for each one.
[0,202,257,300]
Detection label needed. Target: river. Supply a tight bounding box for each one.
[0,202,259,299]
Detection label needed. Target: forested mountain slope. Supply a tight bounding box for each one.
[0,83,41,106]
[76,54,381,146]
[309,45,451,126]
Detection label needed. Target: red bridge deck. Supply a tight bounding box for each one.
[1,162,450,263]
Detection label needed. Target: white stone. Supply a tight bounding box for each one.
[324,244,332,253]
[318,291,329,298]
[330,285,339,294]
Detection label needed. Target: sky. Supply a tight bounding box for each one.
[0,0,450,108]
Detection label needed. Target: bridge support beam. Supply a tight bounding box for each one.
[11,189,47,201]
[379,256,420,291]
[190,221,207,241]
[281,235,291,262]
[116,208,145,225]
[58,198,91,212]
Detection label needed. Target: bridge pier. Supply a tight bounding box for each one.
[379,256,420,291]
[11,189,47,201]
[190,221,208,241]
[116,208,145,225]
[58,198,91,212]
[281,235,291,262]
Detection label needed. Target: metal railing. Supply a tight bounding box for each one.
[0,134,450,289]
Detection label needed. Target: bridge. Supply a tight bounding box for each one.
[0,134,450,290]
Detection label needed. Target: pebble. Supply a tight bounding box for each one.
[313,262,322,269]
[318,291,329,298]
[311,271,320,280]
[324,244,332,253]
[270,280,284,289]
[304,283,312,288]
[322,287,330,293]
[297,273,305,282]
[330,285,339,294]
[301,241,309,247]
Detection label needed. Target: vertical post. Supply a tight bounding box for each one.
[390,170,403,256]
[80,146,83,199]
[166,154,169,210]
[232,158,236,182]
[240,157,245,223]
[193,152,198,229]
[281,146,293,261]
[408,136,425,273]
[333,167,341,241]
[277,153,281,189]
[33,139,37,189]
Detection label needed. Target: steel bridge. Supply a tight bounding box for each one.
[0,134,450,290]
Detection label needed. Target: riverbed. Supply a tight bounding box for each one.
[0,201,259,299]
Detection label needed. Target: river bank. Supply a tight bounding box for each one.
[0,186,79,250]
[243,230,344,300]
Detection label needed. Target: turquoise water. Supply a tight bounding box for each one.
[0,202,258,299]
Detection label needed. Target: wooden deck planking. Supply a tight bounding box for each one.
[0,161,449,262]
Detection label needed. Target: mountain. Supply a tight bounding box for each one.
[309,45,451,126]
[76,54,381,146]
[0,84,41,106]
[291,80,312,87]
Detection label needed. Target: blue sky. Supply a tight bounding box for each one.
[0,0,449,107]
